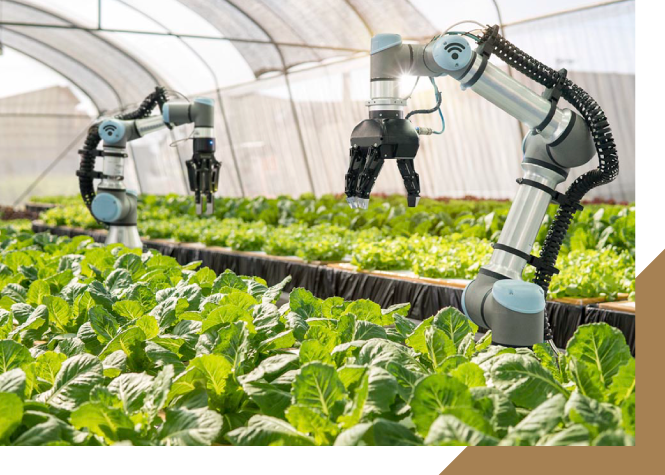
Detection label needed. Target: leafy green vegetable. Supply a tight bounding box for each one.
[0,224,635,446]
[38,194,634,300]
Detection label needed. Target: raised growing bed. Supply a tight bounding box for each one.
[24,202,57,214]
[32,221,634,353]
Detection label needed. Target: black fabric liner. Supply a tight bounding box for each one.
[32,222,635,352]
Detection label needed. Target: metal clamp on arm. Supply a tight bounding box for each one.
[534,68,568,133]
[516,178,584,211]
[491,242,560,276]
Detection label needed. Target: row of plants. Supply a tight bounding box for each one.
[38,193,635,253]
[0,219,32,233]
[37,195,635,300]
[0,224,635,446]
[28,196,83,206]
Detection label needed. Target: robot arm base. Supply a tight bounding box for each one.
[91,189,138,226]
[462,272,545,347]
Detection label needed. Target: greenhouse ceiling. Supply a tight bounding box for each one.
[0,0,627,113]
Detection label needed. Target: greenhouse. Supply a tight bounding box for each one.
[0,0,635,450]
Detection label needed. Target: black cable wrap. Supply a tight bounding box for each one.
[78,87,169,212]
[477,26,619,340]
[405,84,442,120]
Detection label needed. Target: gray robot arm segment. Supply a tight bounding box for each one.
[161,98,220,215]
[88,94,221,247]
[347,27,611,348]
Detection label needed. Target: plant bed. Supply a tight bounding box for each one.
[24,202,57,214]
[36,194,635,303]
[597,301,635,314]
[0,224,636,446]
[31,221,634,351]
[0,206,39,221]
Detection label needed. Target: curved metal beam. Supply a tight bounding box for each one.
[1,39,110,112]
[343,0,374,38]
[6,0,166,91]
[220,0,316,194]
[115,0,246,197]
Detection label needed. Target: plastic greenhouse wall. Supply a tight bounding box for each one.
[0,0,635,205]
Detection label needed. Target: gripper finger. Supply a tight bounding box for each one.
[355,147,384,210]
[397,159,421,207]
[345,146,366,208]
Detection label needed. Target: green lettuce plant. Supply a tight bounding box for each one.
[37,195,635,300]
[0,224,635,446]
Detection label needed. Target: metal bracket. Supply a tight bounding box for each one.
[534,68,568,133]
[492,242,560,275]
[516,178,583,211]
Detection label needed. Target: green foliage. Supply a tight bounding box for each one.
[0,224,635,446]
[36,194,635,300]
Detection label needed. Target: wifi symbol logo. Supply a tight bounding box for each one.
[434,36,471,71]
[98,119,125,144]
[102,123,118,136]
[444,42,466,60]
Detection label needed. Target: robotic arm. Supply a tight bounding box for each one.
[77,88,221,248]
[346,26,618,348]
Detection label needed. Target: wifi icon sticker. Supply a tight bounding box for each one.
[102,123,118,136]
[444,42,466,60]
[98,119,126,144]
[434,36,472,71]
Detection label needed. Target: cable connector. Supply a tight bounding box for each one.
[476,24,500,59]
[535,68,568,133]
[76,169,104,179]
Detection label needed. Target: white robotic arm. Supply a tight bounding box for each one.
[78,88,220,248]
[346,25,618,347]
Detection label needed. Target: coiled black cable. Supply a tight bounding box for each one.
[78,87,169,211]
[477,26,619,340]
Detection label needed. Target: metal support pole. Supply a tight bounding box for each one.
[284,72,316,195]
[215,91,246,197]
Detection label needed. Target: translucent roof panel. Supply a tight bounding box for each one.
[0,49,75,102]
[350,0,438,38]
[99,31,215,96]
[177,0,437,75]
[180,38,255,89]
[503,1,635,75]
[176,0,284,76]
[20,0,100,28]
[0,36,114,112]
[410,0,610,30]
[3,0,164,110]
